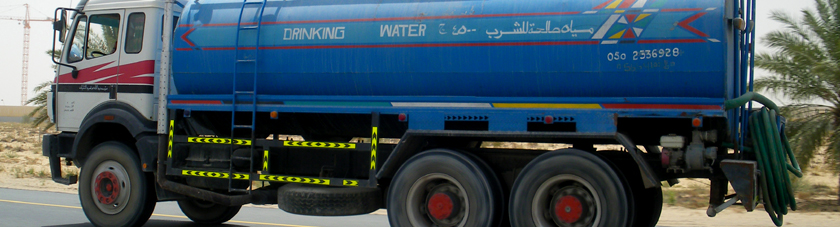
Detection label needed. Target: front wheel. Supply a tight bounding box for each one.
[177,198,241,225]
[509,149,629,227]
[79,142,156,227]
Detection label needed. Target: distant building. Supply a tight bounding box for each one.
[0,106,38,123]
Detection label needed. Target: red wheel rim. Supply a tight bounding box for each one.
[548,184,596,226]
[423,183,464,227]
[554,195,583,223]
[427,192,455,220]
[94,171,120,205]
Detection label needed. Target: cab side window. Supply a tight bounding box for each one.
[67,16,87,63]
[125,13,145,54]
[86,14,121,59]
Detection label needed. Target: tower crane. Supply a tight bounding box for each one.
[0,4,54,105]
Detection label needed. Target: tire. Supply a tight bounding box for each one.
[177,198,241,225]
[598,151,663,227]
[277,183,382,216]
[387,149,503,227]
[79,142,156,227]
[136,172,157,227]
[509,149,629,227]
[634,186,663,227]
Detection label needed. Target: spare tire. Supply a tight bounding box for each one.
[277,183,382,216]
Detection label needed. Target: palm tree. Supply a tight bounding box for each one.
[25,81,54,131]
[754,0,840,204]
[26,50,60,131]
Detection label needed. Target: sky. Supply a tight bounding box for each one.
[0,0,817,106]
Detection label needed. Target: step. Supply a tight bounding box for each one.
[233,125,254,129]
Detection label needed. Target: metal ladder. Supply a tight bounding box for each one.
[229,0,267,193]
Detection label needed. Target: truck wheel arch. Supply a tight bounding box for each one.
[71,101,156,168]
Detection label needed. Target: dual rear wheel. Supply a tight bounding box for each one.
[510,149,630,227]
[388,149,662,227]
[387,149,504,227]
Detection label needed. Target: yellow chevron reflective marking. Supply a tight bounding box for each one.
[370,127,378,170]
[342,180,359,187]
[259,174,330,185]
[187,137,251,145]
[167,120,174,158]
[181,170,249,180]
[283,141,356,149]
[262,150,269,172]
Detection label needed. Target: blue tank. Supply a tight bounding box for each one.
[172,0,734,99]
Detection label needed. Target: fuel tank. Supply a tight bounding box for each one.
[172,0,734,99]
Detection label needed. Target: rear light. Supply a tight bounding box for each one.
[692,117,702,127]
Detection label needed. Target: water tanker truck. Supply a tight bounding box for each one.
[43,0,802,226]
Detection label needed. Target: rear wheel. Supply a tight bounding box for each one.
[387,149,503,227]
[79,142,156,227]
[509,149,629,227]
[177,198,241,225]
[599,150,663,227]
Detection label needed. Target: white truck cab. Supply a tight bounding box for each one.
[51,0,181,132]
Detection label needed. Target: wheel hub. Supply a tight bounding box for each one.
[550,185,595,227]
[424,183,465,227]
[554,195,583,223]
[90,161,131,215]
[427,192,456,220]
[95,171,120,205]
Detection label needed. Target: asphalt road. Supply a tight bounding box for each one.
[0,188,390,227]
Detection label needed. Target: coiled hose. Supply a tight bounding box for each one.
[725,92,803,226]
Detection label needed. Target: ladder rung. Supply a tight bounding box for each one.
[237,59,256,63]
[234,91,255,94]
[232,156,252,161]
[243,1,265,5]
[240,26,259,29]
[233,125,253,129]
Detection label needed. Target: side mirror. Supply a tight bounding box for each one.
[54,11,66,43]
[51,8,78,74]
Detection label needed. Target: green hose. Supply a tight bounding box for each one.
[725,92,803,227]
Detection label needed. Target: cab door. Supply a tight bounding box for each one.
[55,10,124,131]
[116,9,156,122]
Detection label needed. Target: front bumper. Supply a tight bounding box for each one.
[42,133,77,185]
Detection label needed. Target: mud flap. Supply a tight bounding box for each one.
[720,159,758,212]
[43,134,77,185]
